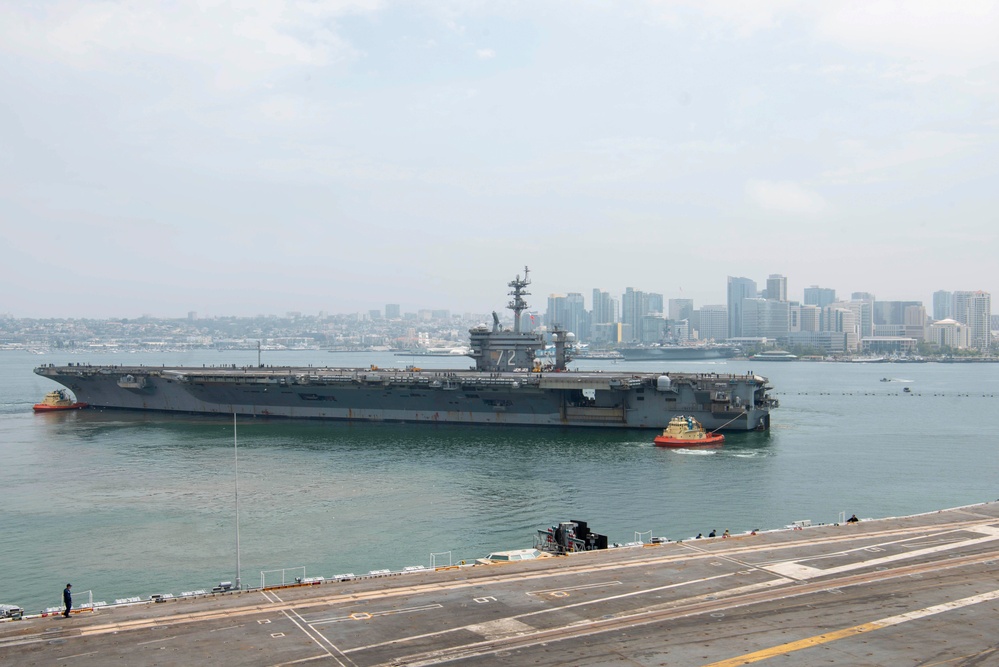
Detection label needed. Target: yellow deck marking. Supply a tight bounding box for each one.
[702,588,999,666]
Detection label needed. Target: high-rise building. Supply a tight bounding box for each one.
[789,302,800,332]
[565,293,587,340]
[804,286,836,309]
[385,304,401,319]
[591,289,616,326]
[741,298,790,339]
[621,288,644,342]
[904,305,927,341]
[849,299,874,338]
[799,305,821,332]
[823,305,860,351]
[697,305,727,342]
[668,298,694,322]
[952,291,991,350]
[932,291,952,321]
[766,274,787,302]
[727,277,757,339]
[546,293,588,340]
[873,301,921,326]
[639,315,667,343]
[646,293,664,317]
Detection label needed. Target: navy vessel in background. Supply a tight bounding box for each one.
[34,269,777,431]
[615,344,738,361]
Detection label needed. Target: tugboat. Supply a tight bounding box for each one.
[33,389,88,412]
[654,415,725,447]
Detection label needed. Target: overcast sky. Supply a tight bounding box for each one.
[2,1,997,318]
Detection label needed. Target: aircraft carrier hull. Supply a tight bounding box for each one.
[33,365,776,431]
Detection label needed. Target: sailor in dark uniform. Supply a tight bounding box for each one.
[63,584,72,618]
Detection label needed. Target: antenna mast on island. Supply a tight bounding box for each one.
[507,266,531,334]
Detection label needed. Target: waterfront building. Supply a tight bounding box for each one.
[928,318,969,349]
[861,337,918,354]
[783,330,848,353]
[727,277,757,339]
[874,325,906,337]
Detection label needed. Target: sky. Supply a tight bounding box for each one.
[2,1,997,318]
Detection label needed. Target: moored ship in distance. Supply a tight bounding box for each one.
[749,350,798,361]
[615,344,738,361]
[34,268,778,431]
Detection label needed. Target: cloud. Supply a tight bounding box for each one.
[815,1,999,78]
[825,131,980,185]
[745,180,827,215]
[0,1,380,89]
[475,48,496,59]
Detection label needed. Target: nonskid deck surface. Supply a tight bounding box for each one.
[6,503,999,666]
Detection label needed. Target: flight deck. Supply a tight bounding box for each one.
[4,502,999,666]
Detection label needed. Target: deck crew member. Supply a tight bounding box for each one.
[63,584,72,618]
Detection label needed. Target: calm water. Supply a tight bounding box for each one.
[2,350,997,613]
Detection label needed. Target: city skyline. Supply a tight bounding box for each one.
[2,272,990,325]
[3,3,997,318]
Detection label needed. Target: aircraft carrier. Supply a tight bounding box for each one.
[616,343,738,361]
[33,269,777,431]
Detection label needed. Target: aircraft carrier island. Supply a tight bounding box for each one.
[34,269,777,431]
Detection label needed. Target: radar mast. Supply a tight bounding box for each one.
[507,266,531,334]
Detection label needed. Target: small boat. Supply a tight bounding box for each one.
[33,390,88,412]
[654,415,725,447]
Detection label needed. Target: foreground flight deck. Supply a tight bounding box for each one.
[4,502,999,666]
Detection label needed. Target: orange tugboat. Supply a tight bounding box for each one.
[33,390,88,412]
[654,415,725,447]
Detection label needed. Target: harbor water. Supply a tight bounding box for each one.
[1,350,997,613]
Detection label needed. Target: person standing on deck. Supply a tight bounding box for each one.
[63,584,72,618]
